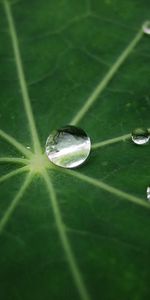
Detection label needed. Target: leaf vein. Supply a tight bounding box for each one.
[42,170,91,300]
[0,172,32,233]
[65,170,149,208]
[3,0,42,154]
[70,25,144,125]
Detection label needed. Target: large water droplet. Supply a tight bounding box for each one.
[147,186,150,201]
[131,128,149,145]
[45,125,91,168]
[143,21,150,35]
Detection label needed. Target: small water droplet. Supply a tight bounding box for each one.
[45,125,91,168]
[143,21,150,35]
[26,146,31,150]
[131,128,149,145]
[147,186,150,201]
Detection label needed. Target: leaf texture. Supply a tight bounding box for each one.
[0,1,150,300]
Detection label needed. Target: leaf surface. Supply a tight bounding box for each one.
[0,1,150,300]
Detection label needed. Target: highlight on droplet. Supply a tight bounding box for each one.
[131,128,149,145]
[147,186,150,201]
[142,20,150,35]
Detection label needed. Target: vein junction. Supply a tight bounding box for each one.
[1,2,150,299]
[1,0,149,225]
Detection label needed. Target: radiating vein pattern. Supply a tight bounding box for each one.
[0,172,32,233]
[0,1,150,299]
[3,0,42,154]
[70,24,144,125]
[42,170,91,300]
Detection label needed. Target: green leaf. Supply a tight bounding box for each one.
[0,1,150,300]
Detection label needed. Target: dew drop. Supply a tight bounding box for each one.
[147,186,150,201]
[131,128,149,145]
[45,125,91,168]
[143,21,150,35]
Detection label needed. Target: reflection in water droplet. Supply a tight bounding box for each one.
[143,21,150,35]
[26,146,31,150]
[147,186,150,201]
[45,125,91,168]
[131,128,149,145]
